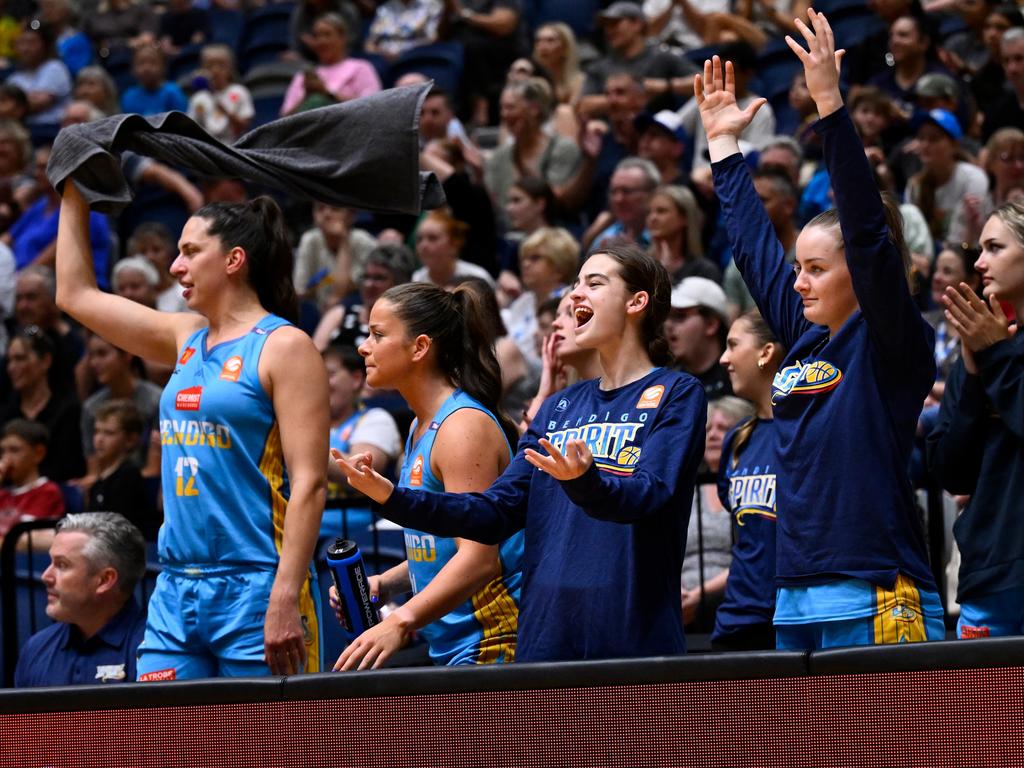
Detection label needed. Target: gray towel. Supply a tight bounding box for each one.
[47,83,445,216]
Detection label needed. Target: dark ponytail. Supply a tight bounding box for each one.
[194,196,298,323]
[382,282,520,449]
[730,311,785,469]
[592,242,673,366]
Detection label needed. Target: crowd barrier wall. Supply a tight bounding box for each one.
[1,637,1022,767]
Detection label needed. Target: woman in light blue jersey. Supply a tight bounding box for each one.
[55,182,329,680]
[332,281,523,670]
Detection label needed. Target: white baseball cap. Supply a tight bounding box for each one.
[670,277,729,321]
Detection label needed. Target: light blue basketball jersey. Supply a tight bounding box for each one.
[399,389,522,666]
[158,315,291,568]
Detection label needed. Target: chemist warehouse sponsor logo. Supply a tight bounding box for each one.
[546,413,651,476]
[771,359,843,405]
[160,418,232,449]
[175,386,203,411]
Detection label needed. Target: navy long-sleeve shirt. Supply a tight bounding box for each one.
[711,106,936,591]
[381,368,707,662]
[927,334,1024,602]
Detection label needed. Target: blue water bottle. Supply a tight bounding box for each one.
[326,538,380,636]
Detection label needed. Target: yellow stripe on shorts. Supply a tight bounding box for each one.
[873,573,928,645]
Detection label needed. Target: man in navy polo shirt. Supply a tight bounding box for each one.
[15,512,147,687]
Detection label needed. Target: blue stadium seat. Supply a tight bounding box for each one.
[530,0,600,40]
[169,42,205,84]
[241,2,295,72]
[209,7,245,51]
[388,42,464,94]
[100,47,137,96]
[59,483,83,517]
[686,44,722,68]
[117,187,191,250]
[251,91,286,127]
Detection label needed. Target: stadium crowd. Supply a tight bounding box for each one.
[1,0,1023,684]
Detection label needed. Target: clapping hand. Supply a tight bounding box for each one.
[524,438,593,481]
[942,283,1017,374]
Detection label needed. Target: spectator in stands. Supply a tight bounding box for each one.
[906,109,988,243]
[585,156,659,253]
[647,184,721,283]
[313,243,415,351]
[758,136,804,188]
[412,209,495,288]
[321,342,401,538]
[120,44,188,116]
[14,512,147,687]
[5,22,72,126]
[644,0,731,53]
[364,0,442,61]
[484,78,580,217]
[10,266,84,392]
[443,0,525,126]
[868,13,951,116]
[923,242,980,383]
[81,332,162,472]
[939,0,997,79]
[711,312,786,651]
[928,201,1024,638]
[521,292,603,426]
[678,41,775,174]
[636,110,688,186]
[158,0,210,55]
[112,257,159,310]
[293,202,378,311]
[969,3,1023,110]
[0,83,28,122]
[848,86,899,156]
[982,28,1024,141]
[291,0,363,61]
[665,276,732,399]
[280,13,381,116]
[85,400,157,541]
[0,419,64,538]
[844,0,915,85]
[579,1,697,119]
[0,328,86,482]
[421,138,498,275]
[38,0,91,77]
[72,68,120,116]
[416,86,471,146]
[949,128,1024,247]
[83,0,158,59]
[782,71,818,145]
[127,224,188,313]
[187,45,254,143]
[681,395,752,632]
[0,118,34,209]
[532,22,584,108]
[501,226,576,368]
[7,144,111,288]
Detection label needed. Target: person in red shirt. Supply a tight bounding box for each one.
[0,419,64,538]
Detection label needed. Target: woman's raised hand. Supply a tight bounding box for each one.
[785,9,845,118]
[694,56,767,143]
[330,448,395,505]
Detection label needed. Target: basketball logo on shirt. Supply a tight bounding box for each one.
[178,347,195,365]
[636,385,665,409]
[219,355,244,382]
[410,455,424,487]
[772,359,843,404]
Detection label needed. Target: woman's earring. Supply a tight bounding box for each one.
[757,360,766,370]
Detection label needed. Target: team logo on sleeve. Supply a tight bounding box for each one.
[636,385,665,409]
[178,347,195,365]
[409,455,424,487]
[219,355,244,382]
[772,359,843,404]
[175,385,203,411]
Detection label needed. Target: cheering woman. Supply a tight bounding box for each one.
[332,281,523,670]
[697,10,943,649]
[335,243,707,661]
[56,182,328,679]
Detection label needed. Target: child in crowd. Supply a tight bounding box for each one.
[86,400,157,541]
[121,44,187,116]
[0,419,64,537]
[187,44,253,143]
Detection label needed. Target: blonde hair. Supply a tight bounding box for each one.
[536,22,582,102]
[652,185,705,258]
[520,227,580,284]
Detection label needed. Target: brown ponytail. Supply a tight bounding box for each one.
[382,282,520,449]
